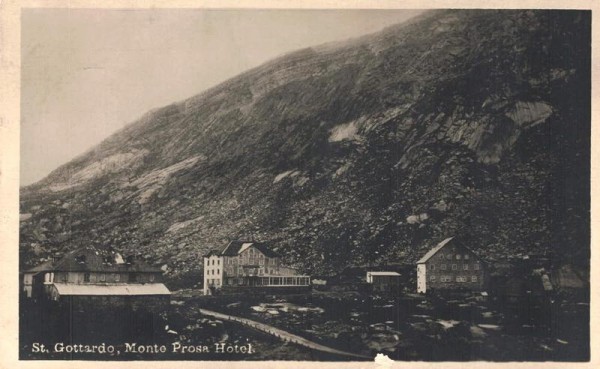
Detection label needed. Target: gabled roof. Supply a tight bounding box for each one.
[25,246,163,273]
[219,241,280,258]
[417,237,455,264]
[251,242,281,258]
[52,283,170,296]
[24,260,55,274]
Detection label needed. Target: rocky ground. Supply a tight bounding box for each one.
[20,10,590,286]
[20,286,589,361]
[179,289,589,361]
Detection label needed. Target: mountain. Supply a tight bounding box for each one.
[19,10,590,285]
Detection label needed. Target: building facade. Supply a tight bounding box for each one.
[203,241,310,295]
[22,247,170,309]
[416,237,486,293]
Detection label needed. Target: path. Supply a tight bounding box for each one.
[197,308,371,359]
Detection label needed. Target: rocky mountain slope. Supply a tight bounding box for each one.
[20,10,590,283]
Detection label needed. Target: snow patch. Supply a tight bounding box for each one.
[406,213,429,224]
[478,324,501,331]
[437,319,460,330]
[273,170,307,186]
[132,156,202,190]
[506,101,553,128]
[334,163,352,178]
[273,170,297,184]
[138,186,160,205]
[296,176,310,187]
[167,216,206,233]
[49,150,149,192]
[329,122,359,142]
[130,156,203,204]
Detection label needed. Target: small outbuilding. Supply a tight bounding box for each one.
[366,271,401,293]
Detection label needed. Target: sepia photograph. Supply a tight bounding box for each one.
[7,3,593,364]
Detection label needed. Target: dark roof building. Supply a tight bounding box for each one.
[22,246,169,302]
[24,246,163,274]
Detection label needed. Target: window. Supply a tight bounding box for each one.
[115,274,121,282]
[474,263,480,270]
[429,264,435,270]
[84,273,90,282]
[217,269,220,274]
[130,273,137,282]
[471,276,478,282]
[149,274,155,282]
[463,264,469,270]
[456,276,467,282]
[439,254,444,259]
[441,264,447,270]
[452,264,457,270]
[99,273,106,282]
[441,276,451,282]
[456,254,461,260]
[259,258,264,265]
[464,254,470,260]
[217,259,220,265]
[446,254,452,260]
[430,275,436,281]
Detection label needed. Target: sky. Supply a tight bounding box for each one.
[20,8,423,186]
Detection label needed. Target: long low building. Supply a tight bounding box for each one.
[22,246,170,310]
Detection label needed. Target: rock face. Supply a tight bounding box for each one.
[20,10,590,282]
